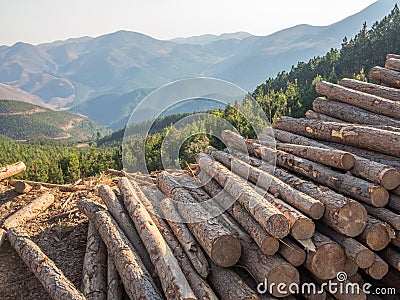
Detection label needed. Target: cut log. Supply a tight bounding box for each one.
[3,191,55,230]
[196,153,290,239]
[196,170,279,255]
[82,222,107,300]
[317,224,374,269]
[306,109,343,122]
[339,78,400,101]
[273,116,400,158]
[0,228,6,248]
[387,54,400,60]
[303,231,346,280]
[231,148,367,237]
[316,81,400,118]
[361,203,400,230]
[380,247,400,272]
[77,199,163,300]
[97,185,156,280]
[155,172,242,267]
[313,96,400,128]
[7,227,86,300]
[363,254,388,280]
[8,179,86,192]
[107,256,123,300]
[385,58,400,72]
[370,66,400,88]
[223,130,388,207]
[0,161,26,180]
[278,237,306,267]
[14,181,32,194]
[160,198,209,278]
[358,216,395,251]
[299,272,327,300]
[136,183,220,300]
[343,258,358,277]
[391,230,400,248]
[208,263,260,300]
[276,141,355,170]
[118,177,196,299]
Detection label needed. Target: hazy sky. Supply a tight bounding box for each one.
[0,0,377,45]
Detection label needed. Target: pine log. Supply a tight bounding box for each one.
[196,170,279,255]
[385,58,400,72]
[3,191,55,229]
[78,199,163,299]
[363,254,388,280]
[107,256,123,300]
[391,230,400,248]
[380,247,400,272]
[274,116,400,158]
[358,216,395,251]
[0,228,6,248]
[317,224,374,269]
[303,231,346,280]
[136,183,220,300]
[155,172,242,267]
[394,185,400,196]
[276,141,355,170]
[160,198,209,278]
[361,203,400,230]
[273,129,400,181]
[343,258,359,277]
[278,237,306,267]
[321,277,366,300]
[339,78,400,101]
[82,222,107,300]
[7,227,86,300]
[370,66,400,88]
[223,130,388,206]
[97,185,156,280]
[387,54,400,60]
[313,96,400,128]
[8,179,86,192]
[196,153,290,239]
[118,178,196,299]
[14,181,32,194]
[208,263,260,300]
[231,148,367,237]
[306,109,343,122]
[299,272,327,300]
[0,161,26,180]
[316,81,400,118]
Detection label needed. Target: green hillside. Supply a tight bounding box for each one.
[0,100,109,140]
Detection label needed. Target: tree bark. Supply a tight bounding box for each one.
[7,227,86,300]
[276,141,355,170]
[77,199,163,300]
[370,66,400,88]
[3,191,55,230]
[361,203,400,230]
[273,116,400,158]
[387,194,400,213]
[380,247,400,272]
[278,237,306,267]
[208,263,260,300]
[358,216,395,251]
[0,228,6,248]
[14,181,32,194]
[303,231,346,280]
[155,172,242,267]
[316,81,400,118]
[306,109,343,122]
[118,177,196,300]
[317,224,374,269]
[107,255,123,300]
[385,58,400,72]
[387,54,400,60]
[312,96,400,128]
[82,222,107,300]
[339,78,400,102]
[223,130,388,207]
[363,254,389,280]
[0,161,26,180]
[160,198,209,278]
[97,184,156,281]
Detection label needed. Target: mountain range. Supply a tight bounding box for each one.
[0,0,397,130]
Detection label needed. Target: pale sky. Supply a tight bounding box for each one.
[0,0,378,46]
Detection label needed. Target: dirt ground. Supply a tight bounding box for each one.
[0,179,108,300]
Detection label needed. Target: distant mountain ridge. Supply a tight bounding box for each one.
[0,0,397,128]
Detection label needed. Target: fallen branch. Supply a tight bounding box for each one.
[0,161,26,181]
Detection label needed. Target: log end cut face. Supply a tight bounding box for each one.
[365,225,391,251]
[290,218,315,240]
[366,260,389,280]
[381,169,400,190]
[211,235,242,267]
[341,153,356,170]
[337,201,367,237]
[261,237,280,256]
[370,186,389,207]
[309,202,325,220]
[356,249,375,269]
[308,243,345,280]
[268,264,300,298]
[266,214,291,239]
